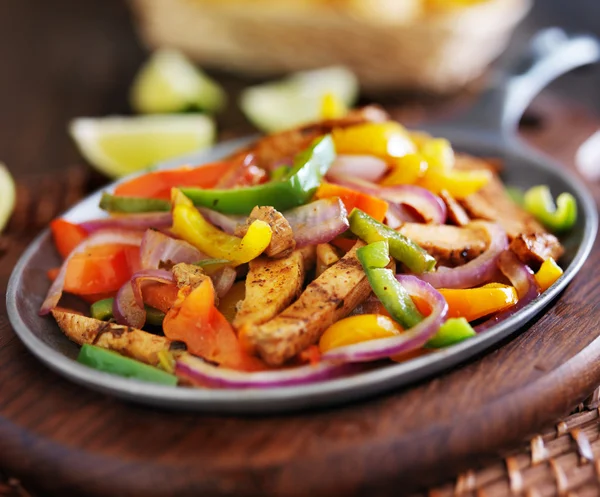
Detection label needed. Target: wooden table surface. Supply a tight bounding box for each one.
[1,1,600,496]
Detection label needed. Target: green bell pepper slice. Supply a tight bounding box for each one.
[89,298,165,326]
[77,344,177,386]
[349,209,436,273]
[425,317,476,348]
[523,185,577,233]
[90,298,114,321]
[357,240,424,329]
[181,135,336,215]
[99,192,170,213]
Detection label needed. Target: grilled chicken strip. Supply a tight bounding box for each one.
[241,241,370,366]
[232,247,315,330]
[172,263,209,290]
[229,106,390,170]
[236,206,296,258]
[52,308,173,366]
[440,189,470,227]
[457,167,564,266]
[398,222,488,267]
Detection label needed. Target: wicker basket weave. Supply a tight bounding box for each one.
[128,0,531,93]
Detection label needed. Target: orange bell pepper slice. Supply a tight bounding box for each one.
[319,314,403,354]
[50,219,88,259]
[315,182,388,222]
[534,258,563,291]
[141,282,180,314]
[163,279,264,371]
[114,161,234,200]
[438,283,518,322]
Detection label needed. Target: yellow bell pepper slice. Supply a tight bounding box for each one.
[534,257,563,292]
[319,314,403,353]
[438,283,518,322]
[171,203,272,266]
[418,168,492,199]
[332,122,416,158]
[419,137,455,171]
[380,153,428,186]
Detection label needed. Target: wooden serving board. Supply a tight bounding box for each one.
[0,96,599,497]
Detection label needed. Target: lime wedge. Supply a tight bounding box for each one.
[240,66,359,132]
[0,163,16,233]
[69,115,215,178]
[130,49,227,114]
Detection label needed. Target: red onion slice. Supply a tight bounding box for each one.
[197,198,350,248]
[475,251,540,333]
[39,230,143,315]
[419,222,508,289]
[113,269,175,328]
[140,229,207,269]
[197,208,244,235]
[322,275,448,363]
[330,176,447,224]
[175,353,356,389]
[327,155,388,183]
[212,266,237,298]
[285,198,349,247]
[79,213,172,233]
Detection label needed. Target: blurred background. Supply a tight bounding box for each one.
[0,0,599,179]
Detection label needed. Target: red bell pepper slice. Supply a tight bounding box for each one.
[163,279,264,371]
[114,162,235,200]
[50,219,88,259]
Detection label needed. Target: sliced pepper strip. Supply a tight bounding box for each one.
[349,208,436,273]
[357,240,424,329]
[438,283,518,322]
[50,219,89,259]
[523,185,577,233]
[99,193,171,213]
[171,200,271,266]
[380,153,428,186]
[315,182,388,222]
[425,317,476,348]
[114,162,235,200]
[534,257,563,292]
[319,314,402,354]
[162,279,264,371]
[77,344,178,386]
[181,135,336,214]
[331,122,415,158]
[417,168,492,199]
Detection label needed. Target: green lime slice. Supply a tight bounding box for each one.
[130,49,227,114]
[69,114,215,178]
[0,163,16,233]
[240,66,359,132]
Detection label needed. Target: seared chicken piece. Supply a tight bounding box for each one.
[509,233,564,267]
[52,308,173,366]
[458,172,564,265]
[315,243,341,277]
[236,206,296,258]
[241,241,370,366]
[440,189,470,227]
[230,106,390,170]
[232,248,313,330]
[172,263,209,290]
[398,223,488,267]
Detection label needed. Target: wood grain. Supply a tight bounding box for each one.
[1,1,600,496]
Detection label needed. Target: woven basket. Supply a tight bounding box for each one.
[128,0,531,93]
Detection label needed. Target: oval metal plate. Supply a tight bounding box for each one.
[6,133,598,413]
